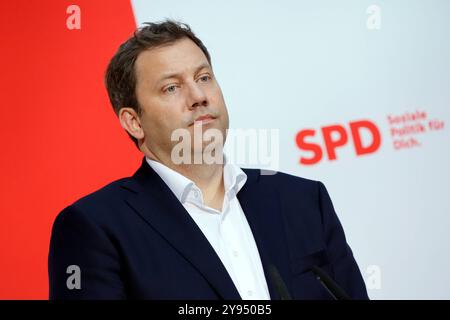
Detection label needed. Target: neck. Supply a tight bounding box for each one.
[181,162,225,211]
[144,147,226,210]
[172,160,224,190]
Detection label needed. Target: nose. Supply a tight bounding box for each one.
[187,82,208,110]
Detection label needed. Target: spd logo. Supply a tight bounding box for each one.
[295,120,381,165]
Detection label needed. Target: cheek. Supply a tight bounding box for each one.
[158,110,191,137]
[143,99,179,127]
[222,110,230,131]
[207,85,225,110]
[141,106,169,134]
[216,91,228,117]
[211,84,225,100]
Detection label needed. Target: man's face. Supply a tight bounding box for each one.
[134,37,229,162]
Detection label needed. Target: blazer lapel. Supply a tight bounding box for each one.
[121,158,241,300]
[238,169,292,300]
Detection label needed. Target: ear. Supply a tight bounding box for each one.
[118,107,145,140]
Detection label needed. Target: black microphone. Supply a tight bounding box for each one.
[310,265,350,300]
[268,264,292,300]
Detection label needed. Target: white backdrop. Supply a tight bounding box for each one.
[131,0,450,299]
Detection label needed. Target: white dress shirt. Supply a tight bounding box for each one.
[146,156,270,300]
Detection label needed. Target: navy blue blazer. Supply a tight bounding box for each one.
[48,158,368,300]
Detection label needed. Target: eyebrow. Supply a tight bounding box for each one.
[156,63,211,86]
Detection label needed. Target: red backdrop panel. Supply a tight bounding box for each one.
[0,0,139,299]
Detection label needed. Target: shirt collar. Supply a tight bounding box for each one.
[223,156,247,197]
[145,155,247,204]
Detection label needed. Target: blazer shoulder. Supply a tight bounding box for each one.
[56,176,133,223]
[243,167,321,190]
[76,177,131,205]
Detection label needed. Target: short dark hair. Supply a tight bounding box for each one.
[105,20,211,148]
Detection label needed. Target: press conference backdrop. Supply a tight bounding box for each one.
[0,0,448,299]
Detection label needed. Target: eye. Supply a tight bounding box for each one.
[164,85,178,94]
[198,74,211,82]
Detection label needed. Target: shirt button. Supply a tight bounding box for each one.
[233,250,239,257]
[247,290,253,297]
[193,190,199,198]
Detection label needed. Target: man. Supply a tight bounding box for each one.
[48,20,368,300]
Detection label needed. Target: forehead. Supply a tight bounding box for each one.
[134,38,210,84]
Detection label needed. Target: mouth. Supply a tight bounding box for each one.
[190,114,217,126]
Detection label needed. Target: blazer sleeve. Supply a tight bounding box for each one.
[48,205,126,299]
[318,181,369,300]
